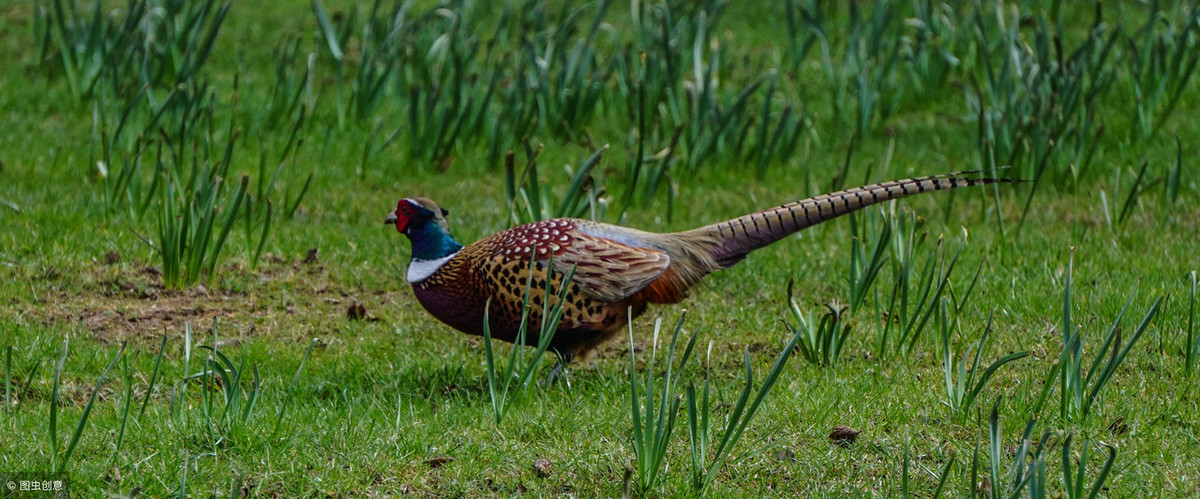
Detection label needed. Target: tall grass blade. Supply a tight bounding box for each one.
[1117,160,1150,225]
[1062,433,1118,499]
[1187,271,1198,376]
[847,212,890,314]
[111,349,135,464]
[1169,136,1183,204]
[968,330,1028,414]
[988,396,1002,499]
[52,341,126,472]
[271,338,318,440]
[694,314,805,490]
[1081,294,1163,417]
[3,346,10,414]
[311,0,344,61]
[48,339,68,471]
[932,455,954,498]
[140,333,169,418]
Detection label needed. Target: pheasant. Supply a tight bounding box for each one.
[386,172,1010,365]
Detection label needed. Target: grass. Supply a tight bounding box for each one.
[627,313,696,495]
[1057,254,1165,423]
[685,312,805,492]
[1,0,1199,495]
[939,309,1029,419]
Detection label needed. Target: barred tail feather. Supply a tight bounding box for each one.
[694,172,1014,267]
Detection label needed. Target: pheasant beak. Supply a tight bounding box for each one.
[384,212,398,226]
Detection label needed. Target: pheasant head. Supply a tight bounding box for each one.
[385,198,463,265]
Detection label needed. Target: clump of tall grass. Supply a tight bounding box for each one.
[627,308,804,494]
[785,1,966,136]
[139,81,308,287]
[40,0,139,100]
[786,294,851,368]
[162,323,314,445]
[785,207,984,367]
[503,143,609,225]
[151,88,248,288]
[968,397,1117,498]
[785,211,889,368]
[1057,250,1164,423]
[517,0,614,141]
[311,0,396,126]
[939,308,1028,418]
[780,0,827,69]
[138,0,232,100]
[1057,432,1118,499]
[261,36,315,129]
[188,342,262,436]
[846,212,891,314]
[973,397,1048,498]
[900,1,964,103]
[627,313,698,496]
[40,321,320,478]
[613,0,809,213]
[165,322,264,440]
[44,1,304,283]
[685,315,804,492]
[878,212,974,359]
[970,3,1117,229]
[837,3,904,138]
[41,0,230,101]
[776,1,1199,210]
[1124,3,1200,142]
[312,0,504,169]
[785,2,893,138]
[290,0,810,191]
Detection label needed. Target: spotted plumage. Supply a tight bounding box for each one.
[386,173,1014,364]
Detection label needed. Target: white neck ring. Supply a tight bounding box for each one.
[407,252,458,283]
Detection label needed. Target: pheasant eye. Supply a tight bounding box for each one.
[398,199,434,218]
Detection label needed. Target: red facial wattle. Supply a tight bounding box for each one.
[386,199,418,233]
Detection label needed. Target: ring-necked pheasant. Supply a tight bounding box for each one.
[386,172,1010,364]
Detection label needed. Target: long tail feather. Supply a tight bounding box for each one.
[693,172,1016,267]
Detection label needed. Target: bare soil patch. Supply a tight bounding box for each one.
[29,252,389,344]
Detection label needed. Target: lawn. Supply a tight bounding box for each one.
[1,0,1199,496]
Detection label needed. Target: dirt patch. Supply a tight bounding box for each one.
[69,292,241,342]
[32,252,385,343]
[32,263,242,342]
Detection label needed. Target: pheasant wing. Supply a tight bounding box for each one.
[550,234,671,303]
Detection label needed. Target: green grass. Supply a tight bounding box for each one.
[2,0,1200,496]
